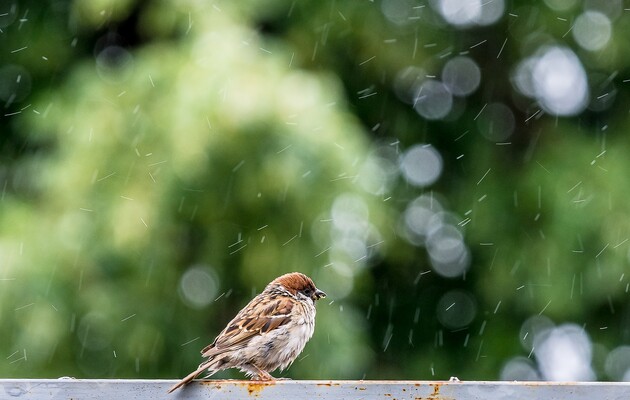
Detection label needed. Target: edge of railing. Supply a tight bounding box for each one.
[2,379,629,399]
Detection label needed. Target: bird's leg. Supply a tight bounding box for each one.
[250,364,275,381]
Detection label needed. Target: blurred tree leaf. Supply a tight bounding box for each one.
[1,1,387,379]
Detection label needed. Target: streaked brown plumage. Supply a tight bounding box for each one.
[168,272,326,393]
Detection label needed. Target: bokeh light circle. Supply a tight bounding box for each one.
[404,195,444,243]
[381,0,417,25]
[500,357,541,381]
[434,0,504,27]
[332,193,370,234]
[532,47,589,116]
[442,56,481,97]
[519,315,554,352]
[400,144,443,187]
[357,155,397,195]
[476,103,515,142]
[605,346,630,381]
[427,224,470,278]
[178,265,219,309]
[573,11,612,51]
[437,0,482,26]
[533,323,595,381]
[394,66,426,104]
[0,3,18,28]
[96,46,135,83]
[476,0,505,25]
[77,312,113,351]
[413,79,453,120]
[584,0,622,20]
[436,289,477,329]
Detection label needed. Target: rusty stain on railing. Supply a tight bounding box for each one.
[2,379,630,399]
[430,382,442,398]
[206,380,452,400]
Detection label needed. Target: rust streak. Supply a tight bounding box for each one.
[429,382,441,399]
[200,379,276,397]
[199,381,223,390]
[246,381,275,397]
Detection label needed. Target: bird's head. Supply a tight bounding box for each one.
[271,272,326,302]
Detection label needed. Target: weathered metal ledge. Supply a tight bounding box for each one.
[1,379,629,399]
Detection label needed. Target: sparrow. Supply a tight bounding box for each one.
[168,272,326,393]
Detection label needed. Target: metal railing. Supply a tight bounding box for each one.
[2,379,629,399]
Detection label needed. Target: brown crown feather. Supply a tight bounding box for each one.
[269,272,316,295]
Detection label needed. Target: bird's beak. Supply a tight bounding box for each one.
[313,289,326,300]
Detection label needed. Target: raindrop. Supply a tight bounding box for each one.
[413,80,453,120]
[178,265,219,309]
[400,144,443,187]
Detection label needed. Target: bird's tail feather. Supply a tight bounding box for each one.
[168,363,211,393]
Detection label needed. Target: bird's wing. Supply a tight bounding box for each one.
[201,294,294,357]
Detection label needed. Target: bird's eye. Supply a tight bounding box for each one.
[303,288,313,296]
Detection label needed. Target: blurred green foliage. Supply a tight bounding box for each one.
[1,0,630,382]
